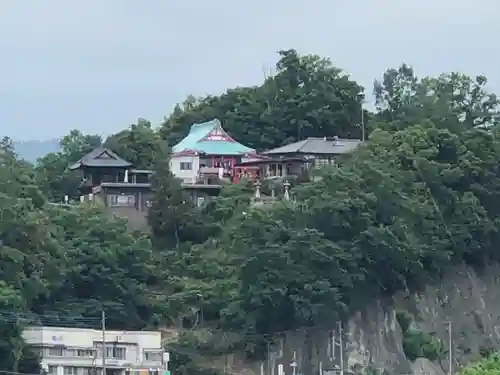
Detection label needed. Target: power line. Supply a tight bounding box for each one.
[0,307,339,342]
[0,370,41,375]
[0,306,454,345]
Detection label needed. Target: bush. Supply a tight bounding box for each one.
[461,353,500,375]
[396,310,443,361]
[403,329,443,361]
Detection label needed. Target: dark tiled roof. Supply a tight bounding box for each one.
[263,137,361,155]
[68,147,132,170]
[236,156,306,166]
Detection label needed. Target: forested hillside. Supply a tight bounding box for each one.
[3,49,500,373]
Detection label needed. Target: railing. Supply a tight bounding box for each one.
[251,196,277,206]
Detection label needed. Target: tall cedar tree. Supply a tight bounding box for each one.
[148,146,205,248]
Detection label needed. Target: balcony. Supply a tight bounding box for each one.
[39,346,100,367]
[141,350,165,368]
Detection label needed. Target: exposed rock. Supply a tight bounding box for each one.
[247,264,500,375]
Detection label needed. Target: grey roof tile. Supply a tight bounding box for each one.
[263,137,361,155]
[68,147,132,170]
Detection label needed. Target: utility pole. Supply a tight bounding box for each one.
[338,321,344,375]
[102,310,107,375]
[361,104,365,143]
[447,321,452,375]
[357,92,365,143]
[328,322,344,375]
[291,351,297,375]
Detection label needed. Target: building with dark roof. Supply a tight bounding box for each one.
[69,147,132,170]
[262,137,361,156]
[69,147,221,230]
[234,137,362,182]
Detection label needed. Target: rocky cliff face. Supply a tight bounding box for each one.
[246,264,500,375]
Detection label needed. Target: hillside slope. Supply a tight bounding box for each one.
[165,264,500,375]
[13,139,60,162]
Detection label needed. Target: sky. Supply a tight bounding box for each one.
[1,0,499,141]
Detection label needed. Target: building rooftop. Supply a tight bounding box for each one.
[172,118,255,156]
[23,325,162,346]
[263,137,362,155]
[69,147,132,170]
[236,155,306,166]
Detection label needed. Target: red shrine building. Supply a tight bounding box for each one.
[170,119,258,184]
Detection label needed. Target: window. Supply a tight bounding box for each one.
[135,173,150,183]
[77,349,96,357]
[196,196,205,207]
[64,367,78,375]
[277,164,283,176]
[93,343,126,360]
[277,338,284,358]
[144,350,162,362]
[106,346,126,359]
[314,157,331,167]
[180,162,192,170]
[107,194,136,207]
[78,367,97,375]
[47,366,57,375]
[46,346,64,356]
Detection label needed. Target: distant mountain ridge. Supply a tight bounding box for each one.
[13,139,61,162]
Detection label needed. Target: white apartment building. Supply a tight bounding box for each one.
[22,326,170,375]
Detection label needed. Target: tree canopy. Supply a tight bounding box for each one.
[160,49,365,150]
[4,49,500,373]
[461,353,500,375]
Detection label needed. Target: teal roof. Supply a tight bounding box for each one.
[172,119,255,155]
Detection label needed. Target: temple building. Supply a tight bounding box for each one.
[63,121,361,229]
[170,119,256,184]
[69,147,221,229]
[233,136,362,182]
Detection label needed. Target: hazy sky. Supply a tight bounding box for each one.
[1,1,499,140]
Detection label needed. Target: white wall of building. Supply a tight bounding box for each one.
[169,155,199,183]
[23,326,168,374]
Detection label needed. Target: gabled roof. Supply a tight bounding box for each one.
[172,119,255,156]
[263,137,361,155]
[68,147,132,170]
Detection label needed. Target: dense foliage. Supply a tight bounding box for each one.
[461,353,500,375]
[3,49,500,372]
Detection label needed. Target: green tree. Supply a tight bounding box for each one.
[44,205,165,329]
[461,353,500,375]
[148,146,206,248]
[160,49,364,151]
[35,130,102,201]
[104,118,162,169]
[0,282,25,371]
[374,64,500,133]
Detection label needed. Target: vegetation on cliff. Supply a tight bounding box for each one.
[3,49,500,372]
[461,353,500,375]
